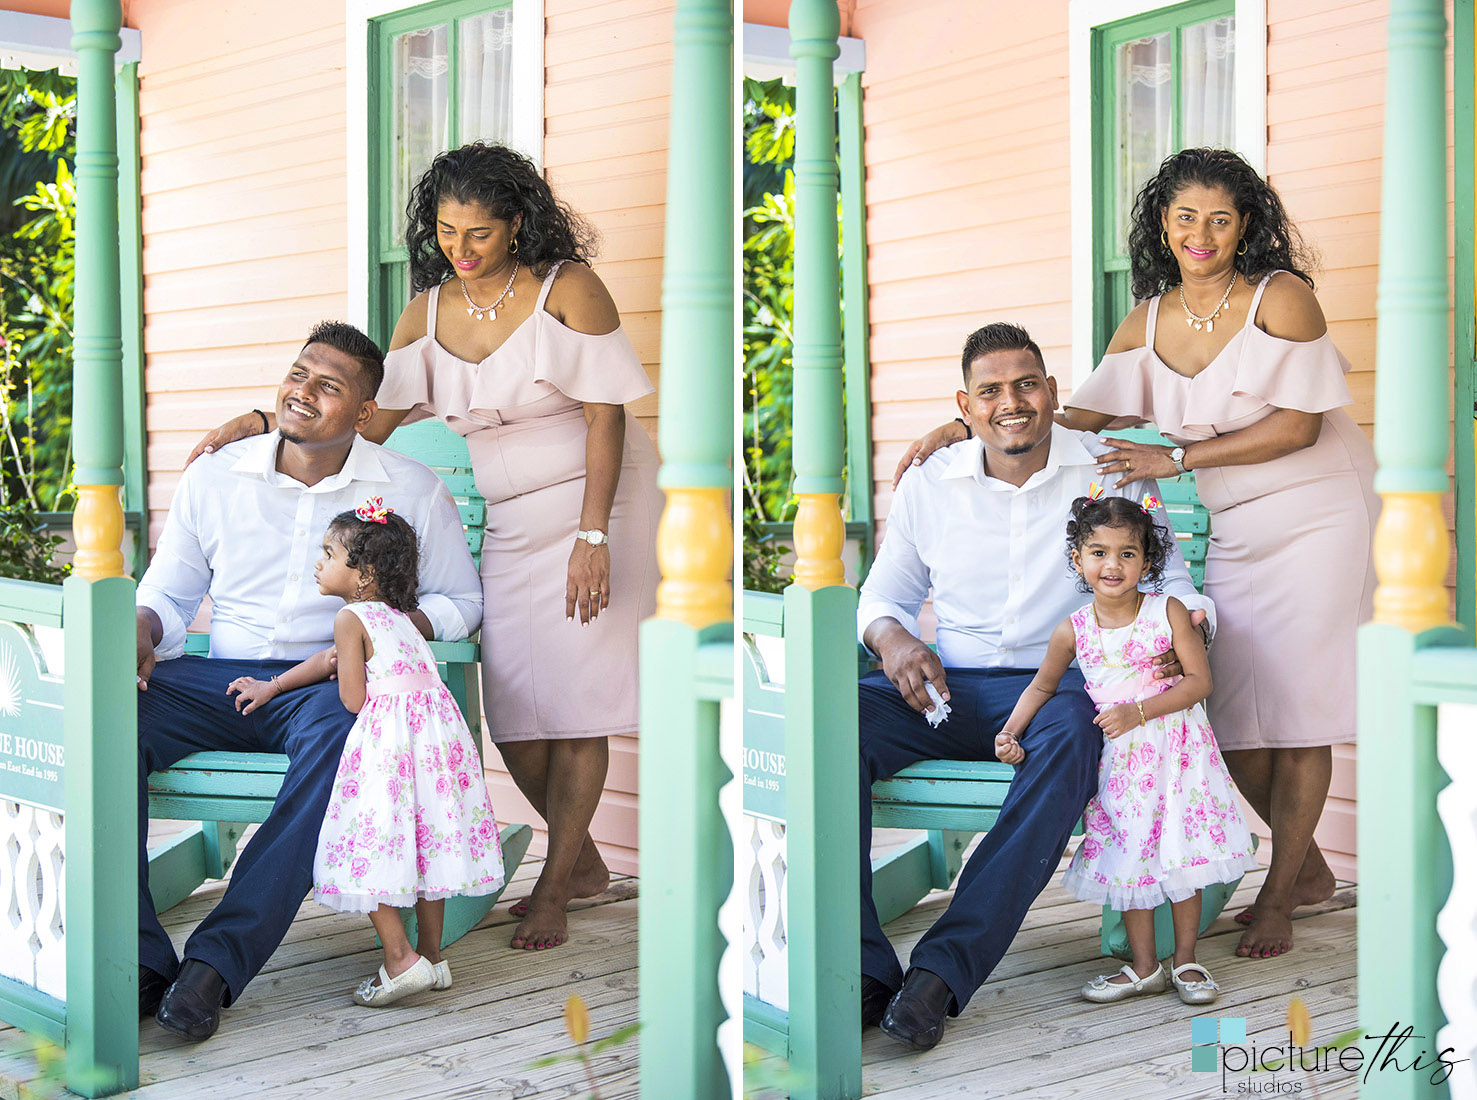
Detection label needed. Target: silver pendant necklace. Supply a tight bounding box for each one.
[1179,270,1237,334]
[460,259,519,321]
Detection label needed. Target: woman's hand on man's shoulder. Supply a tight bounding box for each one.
[546,262,621,336]
[1255,272,1327,342]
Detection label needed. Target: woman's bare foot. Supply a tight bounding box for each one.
[510,895,571,950]
[509,843,610,919]
[1233,852,1337,925]
[1235,908,1294,958]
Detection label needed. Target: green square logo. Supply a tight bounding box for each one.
[1191,1044,1219,1072]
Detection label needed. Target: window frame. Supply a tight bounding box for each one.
[1067,0,1265,388]
[345,0,543,340]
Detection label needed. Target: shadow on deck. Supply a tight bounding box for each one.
[0,823,640,1100]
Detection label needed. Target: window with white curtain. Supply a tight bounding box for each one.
[369,0,517,348]
[1092,4,1235,359]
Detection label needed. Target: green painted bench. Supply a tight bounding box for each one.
[145,421,530,947]
[867,428,1247,957]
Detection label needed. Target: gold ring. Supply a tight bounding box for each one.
[1125,461,1132,471]
[590,590,600,597]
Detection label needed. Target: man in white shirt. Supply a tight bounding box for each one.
[857,323,1213,1051]
[133,322,482,1041]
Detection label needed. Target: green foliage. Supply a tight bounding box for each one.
[0,67,77,520]
[742,510,791,595]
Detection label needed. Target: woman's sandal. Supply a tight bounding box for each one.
[1170,962,1220,1005]
[1081,963,1167,1003]
[352,956,435,1007]
[431,959,453,991]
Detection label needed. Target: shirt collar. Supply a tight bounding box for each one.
[940,424,1100,490]
[232,431,392,492]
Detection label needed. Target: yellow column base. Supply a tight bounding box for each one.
[791,492,847,590]
[655,487,732,628]
[72,483,126,581]
[1372,490,1452,633]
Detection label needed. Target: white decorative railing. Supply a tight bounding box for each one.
[1437,701,1477,1100]
[0,800,66,999]
[741,631,789,1011]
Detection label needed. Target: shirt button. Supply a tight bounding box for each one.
[280,615,288,622]
[290,573,300,580]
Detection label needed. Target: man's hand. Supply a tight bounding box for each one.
[1094,703,1142,740]
[869,621,950,716]
[226,676,281,715]
[995,731,1025,766]
[135,608,162,691]
[1151,609,1206,679]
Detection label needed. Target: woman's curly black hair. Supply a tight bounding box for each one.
[1064,495,1176,595]
[405,143,598,292]
[1126,147,1317,301]
[326,510,420,614]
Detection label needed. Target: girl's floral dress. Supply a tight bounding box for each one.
[314,601,505,913]
[1060,593,1257,910]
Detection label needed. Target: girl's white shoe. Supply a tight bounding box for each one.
[352,956,435,1007]
[431,959,453,990]
[1081,963,1167,1003]
[1170,962,1220,1005]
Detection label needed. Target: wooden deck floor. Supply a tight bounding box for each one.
[853,833,1359,1099]
[0,826,640,1100]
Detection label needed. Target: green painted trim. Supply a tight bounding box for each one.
[838,72,874,578]
[638,619,731,1100]
[0,976,65,1047]
[1455,0,1475,629]
[145,823,212,914]
[0,579,65,627]
[62,574,139,1095]
[742,993,789,1057]
[115,62,146,577]
[781,582,861,1100]
[1357,624,1450,1100]
[741,588,784,634]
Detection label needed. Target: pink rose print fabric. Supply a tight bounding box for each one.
[313,602,506,913]
[1060,593,1257,910]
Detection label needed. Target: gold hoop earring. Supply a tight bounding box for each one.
[1161,230,1170,251]
[509,237,519,255]
[353,576,367,601]
[1237,238,1248,256]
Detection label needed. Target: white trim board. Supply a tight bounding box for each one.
[0,10,142,74]
[344,0,543,332]
[1067,0,1266,388]
[742,21,866,80]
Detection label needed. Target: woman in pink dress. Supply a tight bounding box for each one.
[191,144,661,952]
[895,149,1376,960]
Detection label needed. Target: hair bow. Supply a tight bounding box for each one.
[355,497,393,524]
[1140,493,1162,512]
[1086,482,1106,500]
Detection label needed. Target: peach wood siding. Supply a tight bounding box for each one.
[127,0,671,875]
[741,1,1453,882]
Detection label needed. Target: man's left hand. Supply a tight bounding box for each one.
[1152,609,1207,679]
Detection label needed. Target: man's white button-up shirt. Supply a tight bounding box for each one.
[858,426,1215,669]
[138,432,483,661]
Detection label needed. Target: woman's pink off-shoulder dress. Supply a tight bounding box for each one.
[1068,272,1378,751]
[379,262,662,742]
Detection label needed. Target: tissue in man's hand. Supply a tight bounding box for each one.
[923,681,951,728]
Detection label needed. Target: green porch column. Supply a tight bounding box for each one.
[65,1,138,1094]
[786,2,862,1098]
[638,0,733,1098]
[1360,2,1453,1097]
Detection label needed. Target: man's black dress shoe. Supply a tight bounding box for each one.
[880,968,955,1051]
[155,959,227,1041]
[138,965,172,1018]
[860,975,896,1028]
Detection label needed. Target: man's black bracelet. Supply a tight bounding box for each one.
[252,409,269,434]
[954,416,972,440]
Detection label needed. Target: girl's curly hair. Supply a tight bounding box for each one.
[326,510,420,614]
[405,143,598,292]
[1064,495,1176,594]
[1126,147,1317,301]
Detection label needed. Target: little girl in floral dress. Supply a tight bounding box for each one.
[995,493,1255,1007]
[227,498,504,1007]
